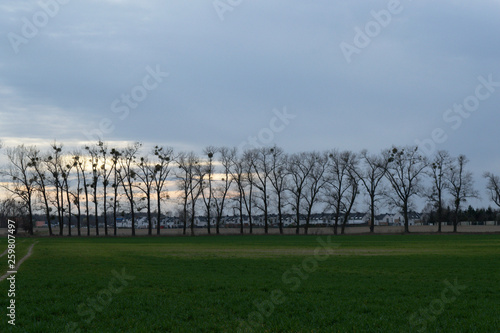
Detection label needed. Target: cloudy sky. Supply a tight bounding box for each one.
[1,0,499,206]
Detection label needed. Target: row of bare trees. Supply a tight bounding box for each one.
[1,141,499,236]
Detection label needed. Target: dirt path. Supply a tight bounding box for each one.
[0,241,37,282]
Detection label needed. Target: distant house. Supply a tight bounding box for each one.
[347,212,369,225]
[376,212,422,226]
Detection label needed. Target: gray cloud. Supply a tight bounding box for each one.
[1,0,499,206]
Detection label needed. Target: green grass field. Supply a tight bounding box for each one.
[0,234,499,332]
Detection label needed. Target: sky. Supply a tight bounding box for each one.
[1,0,500,208]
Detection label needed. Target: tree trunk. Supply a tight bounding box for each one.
[190,205,195,237]
[156,192,162,235]
[66,186,72,237]
[103,185,108,236]
[278,195,283,235]
[453,208,459,233]
[76,201,81,237]
[94,186,99,236]
[43,193,52,236]
[264,201,268,234]
[403,203,409,233]
[131,204,135,237]
[295,208,300,235]
[334,214,339,236]
[85,189,90,236]
[370,196,375,233]
[437,196,442,233]
[147,194,152,236]
[28,197,34,235]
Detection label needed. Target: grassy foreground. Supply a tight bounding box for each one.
[0,234,499,332]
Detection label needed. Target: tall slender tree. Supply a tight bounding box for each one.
[353,150,387,233]
[484,172,500,212]
[252,147,274,234]
[268,147,288,234]
[201,146,216,234]
[109,148,122,236]
[340,170,360,235]
[2,145,37,235]
[118,142,142,236]
[242,150,256,233]
[325,150,357,235]
[71,152,84,236]
[75,149,91,236]
[213,147,235,234]
[151,146,174,235]
[383,146,428,233]
[85,144,101,235]
[61,159,74,236]
[426,150,452,233]
[287,152,315,234]
[303,152,329,235]
[177,152,204,236]
[230,150,248,234]
[136,153,155,235]
[98,141,114,236]
[28,148,54,236]
[446,155,478,232]
[46,142,65,235]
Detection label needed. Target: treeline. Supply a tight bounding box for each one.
[1,141,499,236]
[425,205,499,225]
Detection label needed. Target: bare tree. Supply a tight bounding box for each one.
[201,146,216,234]
[302,152,329,235]
[242,150,256,233]
[70,152,84,236]
[85,144,101,235]
[212,147,235,234]
[2,145,37,235]
[287,152,315,234]
[0,198,29,232]
[446,155,478,232]
[340,170,360,235]
[268,147,288,234]
[426,150,452,232]
[46,142,65,235]
[118,142,142,236]
[354,149,387,233]
[484,172,500,210]
[230,150,248,234]
[61,159,74,236]
[151,146,174,235]
[75,149,92,236]
[28,148,54,236]
[109,148,122,236]
[176,152,190,235]
[136,153,155,235]
[176,152,204,236]
[252,147,274,234]
[325,150,358,235]
[384,146,428,233]
[98,141,114,236]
